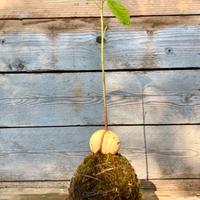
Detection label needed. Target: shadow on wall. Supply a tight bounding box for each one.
[138,71,200,193]
[107,72,200,195]
[146,125,200,178]
[107,71,200,182]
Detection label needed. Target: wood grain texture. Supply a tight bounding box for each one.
[0,126,146,181]
[0,71,199,126]
[0,17,200,71]
[143,71,200,124]
[0,180,200,200]
[146,125,200,179]
[1,179,200,190]
[0,0,200,19]
[0,72,143,126]
[0,125,199,181]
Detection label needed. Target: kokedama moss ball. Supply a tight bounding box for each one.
[68,153,143,200]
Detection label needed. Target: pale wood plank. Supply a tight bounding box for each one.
[146,125,200,179]
[0,0,200,19]
[0,17,200,71]
[0,180,200,200]
[0,188,67,200]
[0,181,69,189]
[1,179,200,190]
[142,179,200,200]
[0,71,199,126]
[0,126,146,181]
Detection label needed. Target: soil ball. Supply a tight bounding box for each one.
[68,153,143,200]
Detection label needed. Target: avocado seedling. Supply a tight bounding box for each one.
[68,1,142,199]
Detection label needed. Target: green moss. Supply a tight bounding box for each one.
[68,153,143,200]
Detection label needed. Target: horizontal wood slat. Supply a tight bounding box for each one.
[0,125,199,181]
[0,180,200,200]
[1,179,200,190]
[0,17,200,71]
[146,125,200,179]
[0,72,143,126]
[0,0,200,19]
[143,71,200,124]
[0,126,146,181]
[0,181,200,200]
[0,71,199,127]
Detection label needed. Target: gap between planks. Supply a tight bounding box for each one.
[0,0,200,19]
[1,68,200,74]
[1,123,200,129]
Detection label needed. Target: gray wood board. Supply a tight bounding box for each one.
[0,126,146,181]
[146,125,200,179]
[143,71,200,124]
[0,125,199,181]
[0,72,143,126]
[0,17,200,71]
[0,0,200,18]
[0,71,199,127]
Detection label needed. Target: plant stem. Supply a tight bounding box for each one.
[100,0,108,131]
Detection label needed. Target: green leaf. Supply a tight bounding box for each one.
[107,0,131,26]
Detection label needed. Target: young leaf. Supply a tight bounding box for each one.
[107,0,131,26]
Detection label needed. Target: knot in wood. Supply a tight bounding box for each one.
[96,36,106,44]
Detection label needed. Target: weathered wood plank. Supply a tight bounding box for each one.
[142,179,200,200]
[0,126,146,181]
[1,179,200,190]
[0,180,200,200]
[0,125,199,181]
[146,125,200,179]
[0,0,200,19]
[0,71,199,126]
[0,17,200,71]
[0,181,69,189]
[143,71,200,124]
[0,72,143,126]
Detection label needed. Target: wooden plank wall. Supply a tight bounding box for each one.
[0,0,200,185]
